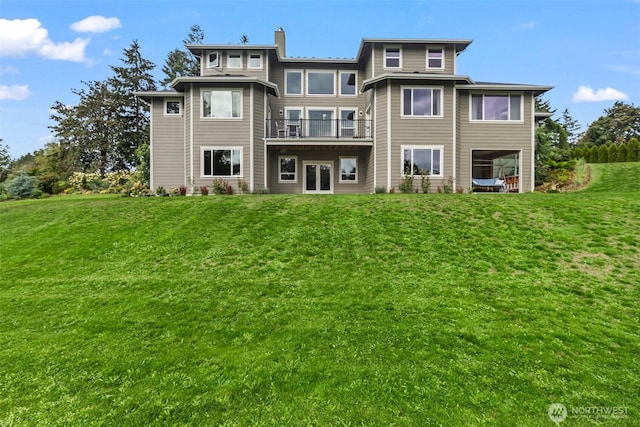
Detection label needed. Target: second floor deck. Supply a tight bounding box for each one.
[266,118,372,140]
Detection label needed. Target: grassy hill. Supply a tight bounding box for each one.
[1,163,639,425]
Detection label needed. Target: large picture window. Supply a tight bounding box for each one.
[285,70,302,95]
[202,147,242,177]
[402,87,442,117]
[307,71,335,95]
[402,146,443,176]
[202,90,242,118]
[471,94,522,121]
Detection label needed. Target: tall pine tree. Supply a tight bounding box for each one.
[160,25,204,88]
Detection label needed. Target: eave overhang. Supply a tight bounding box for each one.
[457,83,554,96]
[170,76,280,97]
[361,73,474,92]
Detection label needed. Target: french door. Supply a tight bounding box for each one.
[303,161,333,194]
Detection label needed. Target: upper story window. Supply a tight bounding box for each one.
[307,71,335,96]
[248,53,262,69]
[207,52,219,68]
[402,87,443,117]
[339,71,357,96]
[285,70,303,95]
[202,89,242,119]
[227,52,242,69]
[427,48,443,69]
[471,94,522,121]
[165,100,181,115]
[385,47,401,68]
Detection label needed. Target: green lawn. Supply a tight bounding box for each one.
[1,163,639,426]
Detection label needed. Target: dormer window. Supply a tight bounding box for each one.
[207,52,219,68]
[248,53,262,69]
[385,47,401,68]
[227,52,242,69]
[427,49,443,69]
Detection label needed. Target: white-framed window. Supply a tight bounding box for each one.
[402,87,443,117]
[248,53,262,69]
[202,89,242,119]
[227,52,242,69]
[339,71,357,96]
[307,71,336,96]
[307,108,336,137]
[278,155,297,183]
[165,100,181,115]
[384,46,401,68]
[427,48,443,69]
[339,108,357,137]
[285,70,303,95]
[402,145,443,177]
[339,156,358,183]
[207,51,219,68]
[471,94,522,121]
[202,147,242,177]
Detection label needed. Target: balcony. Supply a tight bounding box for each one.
[266,119,372,140]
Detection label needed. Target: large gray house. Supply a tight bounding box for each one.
[137,28,552,194]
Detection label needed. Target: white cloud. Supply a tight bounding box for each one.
[0,84,30,100]
[513,22,536,30]
[606,65,640,77]
[572,85,629,102]
[70,16,121,34]
[0,18,89,61]
[0,65,19,75]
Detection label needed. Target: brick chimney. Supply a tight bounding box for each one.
[275,26,286,58]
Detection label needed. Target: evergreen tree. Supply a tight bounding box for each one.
[627,138,639,162]
[607,144,617,163]
[0,140,10,182]
[598,145,609,163]
[589,145,599,163]
[559,108,582,146]
[160,25,204,88]
[581,101,640,145]
[618,143,628,162]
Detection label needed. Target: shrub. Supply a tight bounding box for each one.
[212,179,227,195]
[252,187,270,194]
[607,144,617,163]
[156,186,166,196]
[456,187,465,194]
[589,145,599,163]
[573,158,589,188]
[374,186,387,194]
[398,174,414,194]
[199,185,209,196]
[179,185,187,196]
[0,183,8,201]
[389,187,395,194]
[237,179,249,194]
[226,184,234,195]
[442,176,454,194]
[598,145,608,163]
[420,172,431,194]
[7,171,40,199]
[618,144,628,162]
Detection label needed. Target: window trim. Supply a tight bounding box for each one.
[248,52,263,69]
[339,107,358,137]
[306,70,336,96]
[339,156,358,183]
[306,107,337,137]
[285,69,303,96]
[201,146,243,178]
[384,46,402,69]
[339,70,357,96]
[207,51,219,68]
[278,155,298,183]
[201,89,243,119]
[227,51,243,69]
[401,86,444,118]
[426,47,444,70]
[470,93,524,122]
[401,145,444,178]
[164,99,182,116]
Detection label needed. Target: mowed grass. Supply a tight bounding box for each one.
[1,164,639,426]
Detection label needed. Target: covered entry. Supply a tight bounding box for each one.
[472,150,520,192]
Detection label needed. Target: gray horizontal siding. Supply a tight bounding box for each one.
[151,98,185,191]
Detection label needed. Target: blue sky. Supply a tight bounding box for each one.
[1,0,639,158]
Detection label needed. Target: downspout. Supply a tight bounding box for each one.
[452,85,457,189]
[387,82,392,191]
[190,83,194,193]
[249,84,254,193]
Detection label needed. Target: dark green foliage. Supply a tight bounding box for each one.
[589,145,599,163]
[580,101,640,145]
[628,138,639,162]
[618,144,628,162]
[607,144,617,163]
[398,174,414,193]
[598,145,609,163]
[0,140,10,182]
[160,25,204,88]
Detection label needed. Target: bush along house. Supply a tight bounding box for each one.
[136,27,553,194]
